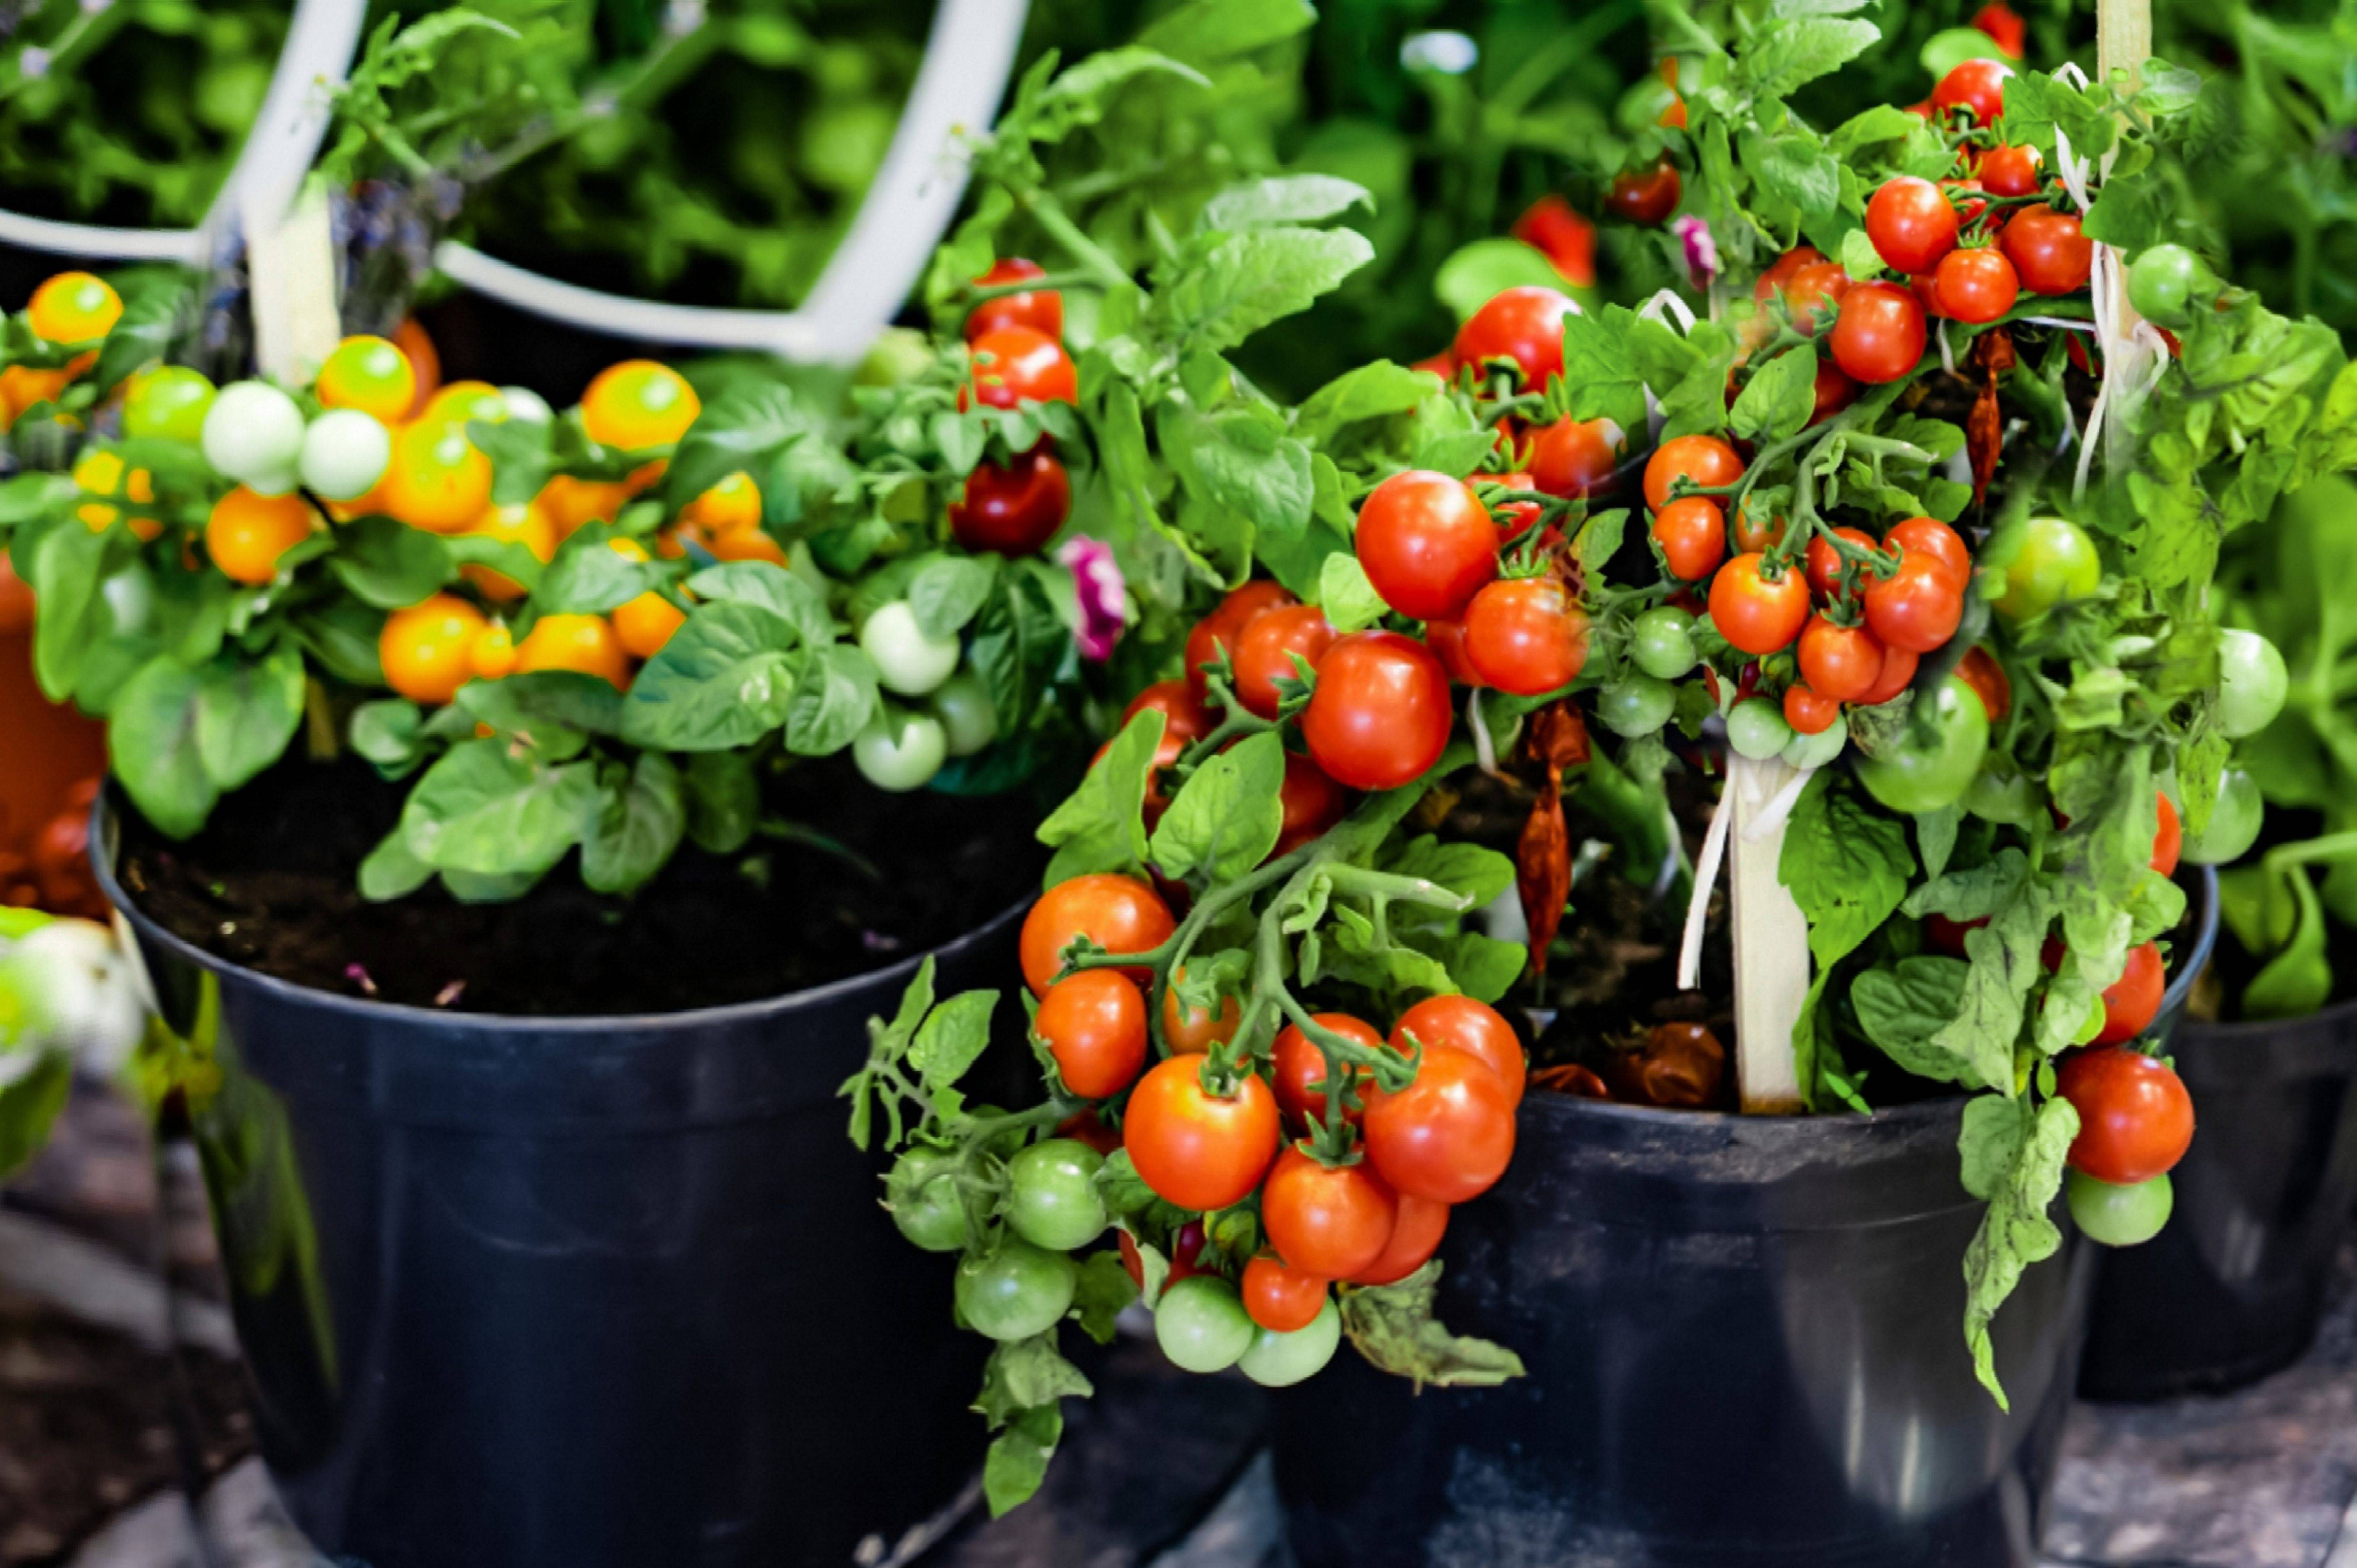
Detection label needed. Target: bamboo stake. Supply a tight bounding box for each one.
[243,177,341,387]
[1726,753,1809,1114]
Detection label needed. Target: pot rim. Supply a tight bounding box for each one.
[93,785,1034,1034]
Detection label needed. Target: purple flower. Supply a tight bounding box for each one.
[1058,536,1126,662]
[1673,215,1719,293]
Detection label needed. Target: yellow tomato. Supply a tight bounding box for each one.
[380,593,489,705]
[316,336,418,423]
[683,470,762,534]
[537,474,630,537]
[0,365,74,430]
[422,379,507,427]
[382,420,493,534]
[469,623,518,681]
[580,360,700,451]
[459,499,558,601]
[614,592,686,659]
[206,487,319,583]
[514,613,630,689]
[27,272,122,344]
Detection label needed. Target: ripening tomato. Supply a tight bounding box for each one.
[1528,417,1622,499]
[1390,995,1525,1106]
[1261,1146,1399,1279]
[1865,176,1960,275]
[1512,195,1599,288]
[1163,965,1242,1055]
[1784,263,1851,334]
[1276,751,1350,855]
[1784,683,1841,735]
[1797,616,1887,703]
[1242,1253,1331,1334]
[1955,645,2012,723]
[205,487,317,583]
[1806,525,1880,600]
[1424,617,1483,686]
[2152,794,2182,877]
[1811,358,1858,424]
[1462,578,1588,696]
[1935,247,2020,324]
[515,613,630,689]
[1362,1046,1517,1205]
[1301,631,1454,790]
[966,257,1063,341]
[1274,1013,1390,1127]
[1652,496,1728,581]
[1123,678,1216,750]
[2056,1044,2193,1184]
[1355,470,1500,620]
[1185,581,1298,701]
[1863,554,1964,653]
[1829,282,1928,384]
[1233,603,1338,719]
[1643,435,1745,511]
[2098,941,2168,1047]
[1123,1056,1283,1213]
[1606,159,1682,225]
[1861,641,1920,705]
[581,360,700,450]
[1911,271,1952,324]
[1754,246,1826,304]
[1020,873,1176,995]
[966,325,1078,409]
[1886,517,1972,591]
[27,271,121,343]
[1348,1194,1450,1286]
[1979,143,2044,198]
[950,450,1070,555]
[1731,501,1785,554]
[1452,286,1581,390]
[1933,57,2013,126]
[380,594,488,705]
[1709,552,1811,655]
[1973,1,2027,56]
[2001,207,2094,296]
[1035,969,1149,1098]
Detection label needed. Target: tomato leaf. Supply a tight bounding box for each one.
[329,516,455,609]
[1156,227,1376,355]
[1779,771,1914,968]
[1961,1092,2078,1407]
[1852,957,2004,1090]
[909,988,999,1090]
[1152,728,1285,884]
[397,738,598,877]
[681,751,759,854]
[908,554,999,641]
[683,560,834,650]
[1068,1249,1138,1345]
[1200,173,1370,233]
[620,602,803,751]
[1038,709,1163,886]
[193,644,305,792]
[1730,344,1820,444]
[350,699,426,774]
[533,521,675,616]
[1315,551,1387,635]
[581,753,685,897]
[783,644,880,757]
[358,826,434,903]
[1293,361,1441,445]
[107,656,216,838]
[1339,1261,1525,1390]
[1432,238,1576,325]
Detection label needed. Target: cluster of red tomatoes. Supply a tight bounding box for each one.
[1020,868,1524,1343]
[949,259,1078,557]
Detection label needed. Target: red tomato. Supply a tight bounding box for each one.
[1866,176,1961,275]
[966,325,1077,408]
[1978,144,2044,198]
[1784,263,1852,333]
[1709,552,1811,655]
[2044,940,2169,1048]
[1020,873,1176,995]
[2056,1044,2193,1183]
[1119,1220,1207,1291]
[1912,271,1952,323]
[1261,1145,1399,1279]
[1797,616,1887,703]
[1935,248,2020,324]
[1185,581,1298,701]
[949,449,1070,554]
[1606,159,1682,225]
[1301,631,1454,790]
[1413,350,1457,379]
[1275,751,1351,856]
[1242,1253,1331,1333]
[1362,1046,1518,1205]
[1805,525,1879,600]
[1122,1056,1282,1212]
[1035,969,1149,1098]
[1731,500,1786,554]
[1233,603,1337,719]
[1861,641,1920,705]
[1123,678,1215,748]
[1933,57,2013,126]
[1973,1,2026,57]
[1754,246,1826,305]
[1652,496,1728,581]
[1161,963,1241,1055]
[2153,793,2182,877]
[1512,196,1598,289]
[1829,282,1927,384]
[1863,554,1963,653]
[2001,207,2094,296]
[1955,645,2012,723]
[1424,617,1484,687]
[1356,469,1501,620]
[1390,995,1526,1106]
[1463,578,1588,696]
[1885,517,1972,591]
[1643,434,1745,510]
[966,257,1063,341]
[1941,177,1989,228]
[1348,1194,1450,1286]
[1453,285,1581,390]
[1811,358,1858,425]
[1528,417,1622,499]
[1274,1013,1391,1127]
[1784,683,1841,735]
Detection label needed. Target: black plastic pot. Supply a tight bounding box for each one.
[94,796,1023,1568]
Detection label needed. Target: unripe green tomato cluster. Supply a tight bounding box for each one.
[200,380,307,495]
[1981,516,2100,621]
[956,1237,1079,1341]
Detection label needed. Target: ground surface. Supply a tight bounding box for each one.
[4,1077,2352,1568]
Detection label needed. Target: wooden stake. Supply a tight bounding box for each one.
[1726,753,1808,1114]
[243,176,341,386]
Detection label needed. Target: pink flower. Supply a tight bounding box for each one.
[1058,536,1126,662]
[1673,215,1718,293]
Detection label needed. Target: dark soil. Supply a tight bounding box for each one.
[112,754,1054,1017]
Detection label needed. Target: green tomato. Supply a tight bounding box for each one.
[2068,1169,2174,1247]
[954,1237,1078,1341]
[1981,516,2101,621]
[1781,713,1848,771]
[123,366,217,444]
[930,669,999,757]
[858,326,936,389]
[1597,673,1677,738]
[2216,628,2288,740]
[1963,763,2042,826]
[298,409,393,501]
[2181,767,2263,865]
[1628,607,1697,680]
[1726,696,1792,761]
[860,600,961,696]
[1154,1274,1256,1374]
[199,380,306,485]
[1238,1297,1343,1388]
[1856,677,1991,814]
[1004,1138,1108,1252]
[853,710,948,793]
[2125,245,2215,328]
[886,1145,974,1253]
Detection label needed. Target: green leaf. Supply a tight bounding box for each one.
[466,416,557,508]
[1740,18,1879,99]
[1839,225,1887,281]
[357,826,434,902]
[1135,0,1313,62]
[684,561,834,650]
[662,384,826,509]
[534,524,671,615]
[328,516,454,609]
[974,1333,1094,1427]
[581,752,685,896]
[1187,412,1315,538]
[1730,344,1820,444]
[1743,132,1841,225]
[107,657,214,838]
[1920,26,2009,80]
[910,988,999,1086]
[1069,1247,1139,1345]
[1152,729,1285,883]
[620,602,803,750]
[1200,174,1370,233]
[1294,361,1439,443]
[350,699,425,770]
[1316,551,1388,634]
[29,518,116,700]
[1962,1094,2078,1406]
[193,646,305,792]
[1339,1262,1525,1390]
[1779,772,1913,967]
[908,554,998,640]
[2242,863,2334,1020]
[683,751,759,854]
[398,738,597,877]
[1958,1092,2027,1202]
[1852,956,2004,1090]
[1158,228,1376,354]
[295,599,388,687]
[782,644,880,756]
[1558,306,1651,436]
[484,670,627,739]
[0,1056,71,1181]
[1038,710,1163,885]
[1575,509,1629,580]
[89,284,183,398]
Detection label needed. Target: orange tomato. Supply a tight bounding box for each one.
[470,623,519,680]
[459,500,558,601]
[682,471,762,534]
[391,318,441,418]
[538,474,630,536]
[383,421,494,534]
[316,336,419,422]
[580,360,700,450]
[205,487,319,583]
[515,613,630,688]
[27,271,122,343]
[380,594,489,705]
